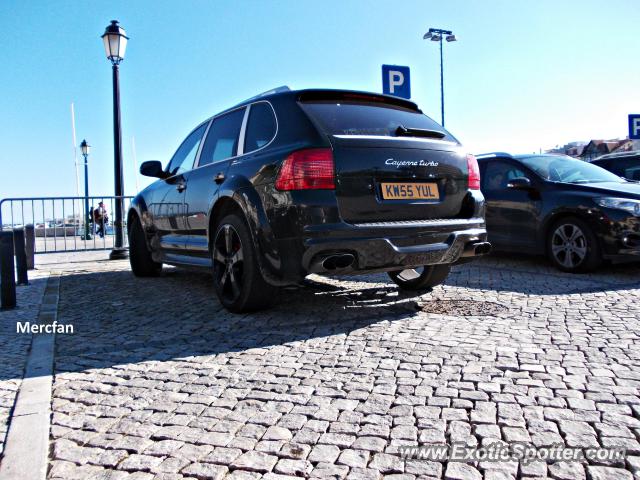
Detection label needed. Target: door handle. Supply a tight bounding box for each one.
[214,172,225,184]
[176,182,186,192]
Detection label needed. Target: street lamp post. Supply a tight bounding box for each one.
[80,139,92,240]
[102,20,129,260]
[423,28,457,128]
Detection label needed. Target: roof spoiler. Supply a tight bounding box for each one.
[476,152,514,159]
[235,86,291,106]
[297,89,421,112]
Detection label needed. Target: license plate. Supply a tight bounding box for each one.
[380,182,440,200]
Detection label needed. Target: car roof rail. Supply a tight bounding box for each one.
[475,152,514,160]
[237,86,291,106]
[597,150,640,160]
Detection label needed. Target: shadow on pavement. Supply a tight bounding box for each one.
[49,268,422,379]
[347,252,640,296]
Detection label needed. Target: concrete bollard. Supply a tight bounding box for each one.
[25,224,35,270]
[0,231,16,309]
[13,228,29,286]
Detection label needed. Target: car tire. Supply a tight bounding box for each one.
[547,216,601,273]
[211,213,278,313]
[129,216,162,277]
[388,264,451,290]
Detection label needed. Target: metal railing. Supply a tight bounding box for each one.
[0,196,133,253]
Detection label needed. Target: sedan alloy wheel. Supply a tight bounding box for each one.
[551,223,587,269]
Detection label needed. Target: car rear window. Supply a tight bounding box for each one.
[299,100,456,142]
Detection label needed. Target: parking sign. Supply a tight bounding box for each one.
[629,114,640,140]
[382,65,411,99]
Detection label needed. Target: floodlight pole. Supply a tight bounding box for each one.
[423,27,456,128]
[439,36,444,127]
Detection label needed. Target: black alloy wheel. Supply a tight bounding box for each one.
[212,214,277,312]
[213,223,244,304]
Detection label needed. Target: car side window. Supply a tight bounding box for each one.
[166,123,208,177]
[616,158,640,180]
[482,161,526,192]
[244,102,277,153]
[198,108,246,167]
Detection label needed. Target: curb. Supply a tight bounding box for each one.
[0,273,60,480]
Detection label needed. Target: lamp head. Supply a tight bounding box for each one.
[80,139,91,156]
[101,20,129,65]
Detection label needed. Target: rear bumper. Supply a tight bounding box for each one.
[300,218,490,274]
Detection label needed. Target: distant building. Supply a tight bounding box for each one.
[545,141,586,157]
[546,138,634,160]
[579,139,633,161]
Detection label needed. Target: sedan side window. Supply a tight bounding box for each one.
[616,158,640,180]
[198,108,246,167]
[482,161,526,191]
[166,123,208,177]
[244,102,277,153]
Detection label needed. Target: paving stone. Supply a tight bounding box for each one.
[308,443,341,463]
[273,458,312,476]
[352,436,388,453]
[368,453,403,474]
[181,462,228,479]
[337,448,370,468]
[586,465,633,480]
[310,462,349,478]
[444,462,482,480]
[548,462,586,480]
[118,454,164,471]
[404,459,441,477]
[345,467,383,480]
[231,451,279,473]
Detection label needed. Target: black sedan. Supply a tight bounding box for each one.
[477,153,640,272]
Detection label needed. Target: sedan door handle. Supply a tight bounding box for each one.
[214,172,225,184]
[176,182,186,192]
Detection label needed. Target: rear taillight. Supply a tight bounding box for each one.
[275,148,335,191]
[467,154,480,190]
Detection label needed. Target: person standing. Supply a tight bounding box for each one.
[89,206,95,234]
[93,202,109,238]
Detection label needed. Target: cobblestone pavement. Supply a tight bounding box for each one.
[29,252,640,479]
[0,269,49,458]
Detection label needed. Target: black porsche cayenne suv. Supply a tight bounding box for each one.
[128,88,490,312]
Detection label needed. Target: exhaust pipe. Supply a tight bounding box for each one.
[474,242,491,255]
[462,241,491,257]
[322,253,355,271]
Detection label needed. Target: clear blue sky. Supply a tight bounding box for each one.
[1,0,639,199]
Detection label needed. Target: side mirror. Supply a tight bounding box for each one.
[507,177,533,190]
[140,160,168,179]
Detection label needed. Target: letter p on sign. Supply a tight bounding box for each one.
[630,114,640,140]
[382,65,411,99]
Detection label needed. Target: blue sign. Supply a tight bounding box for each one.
[382,65,411,99]
[629,114,640,140]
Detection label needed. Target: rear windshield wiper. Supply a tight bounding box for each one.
[395,125,446,139]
